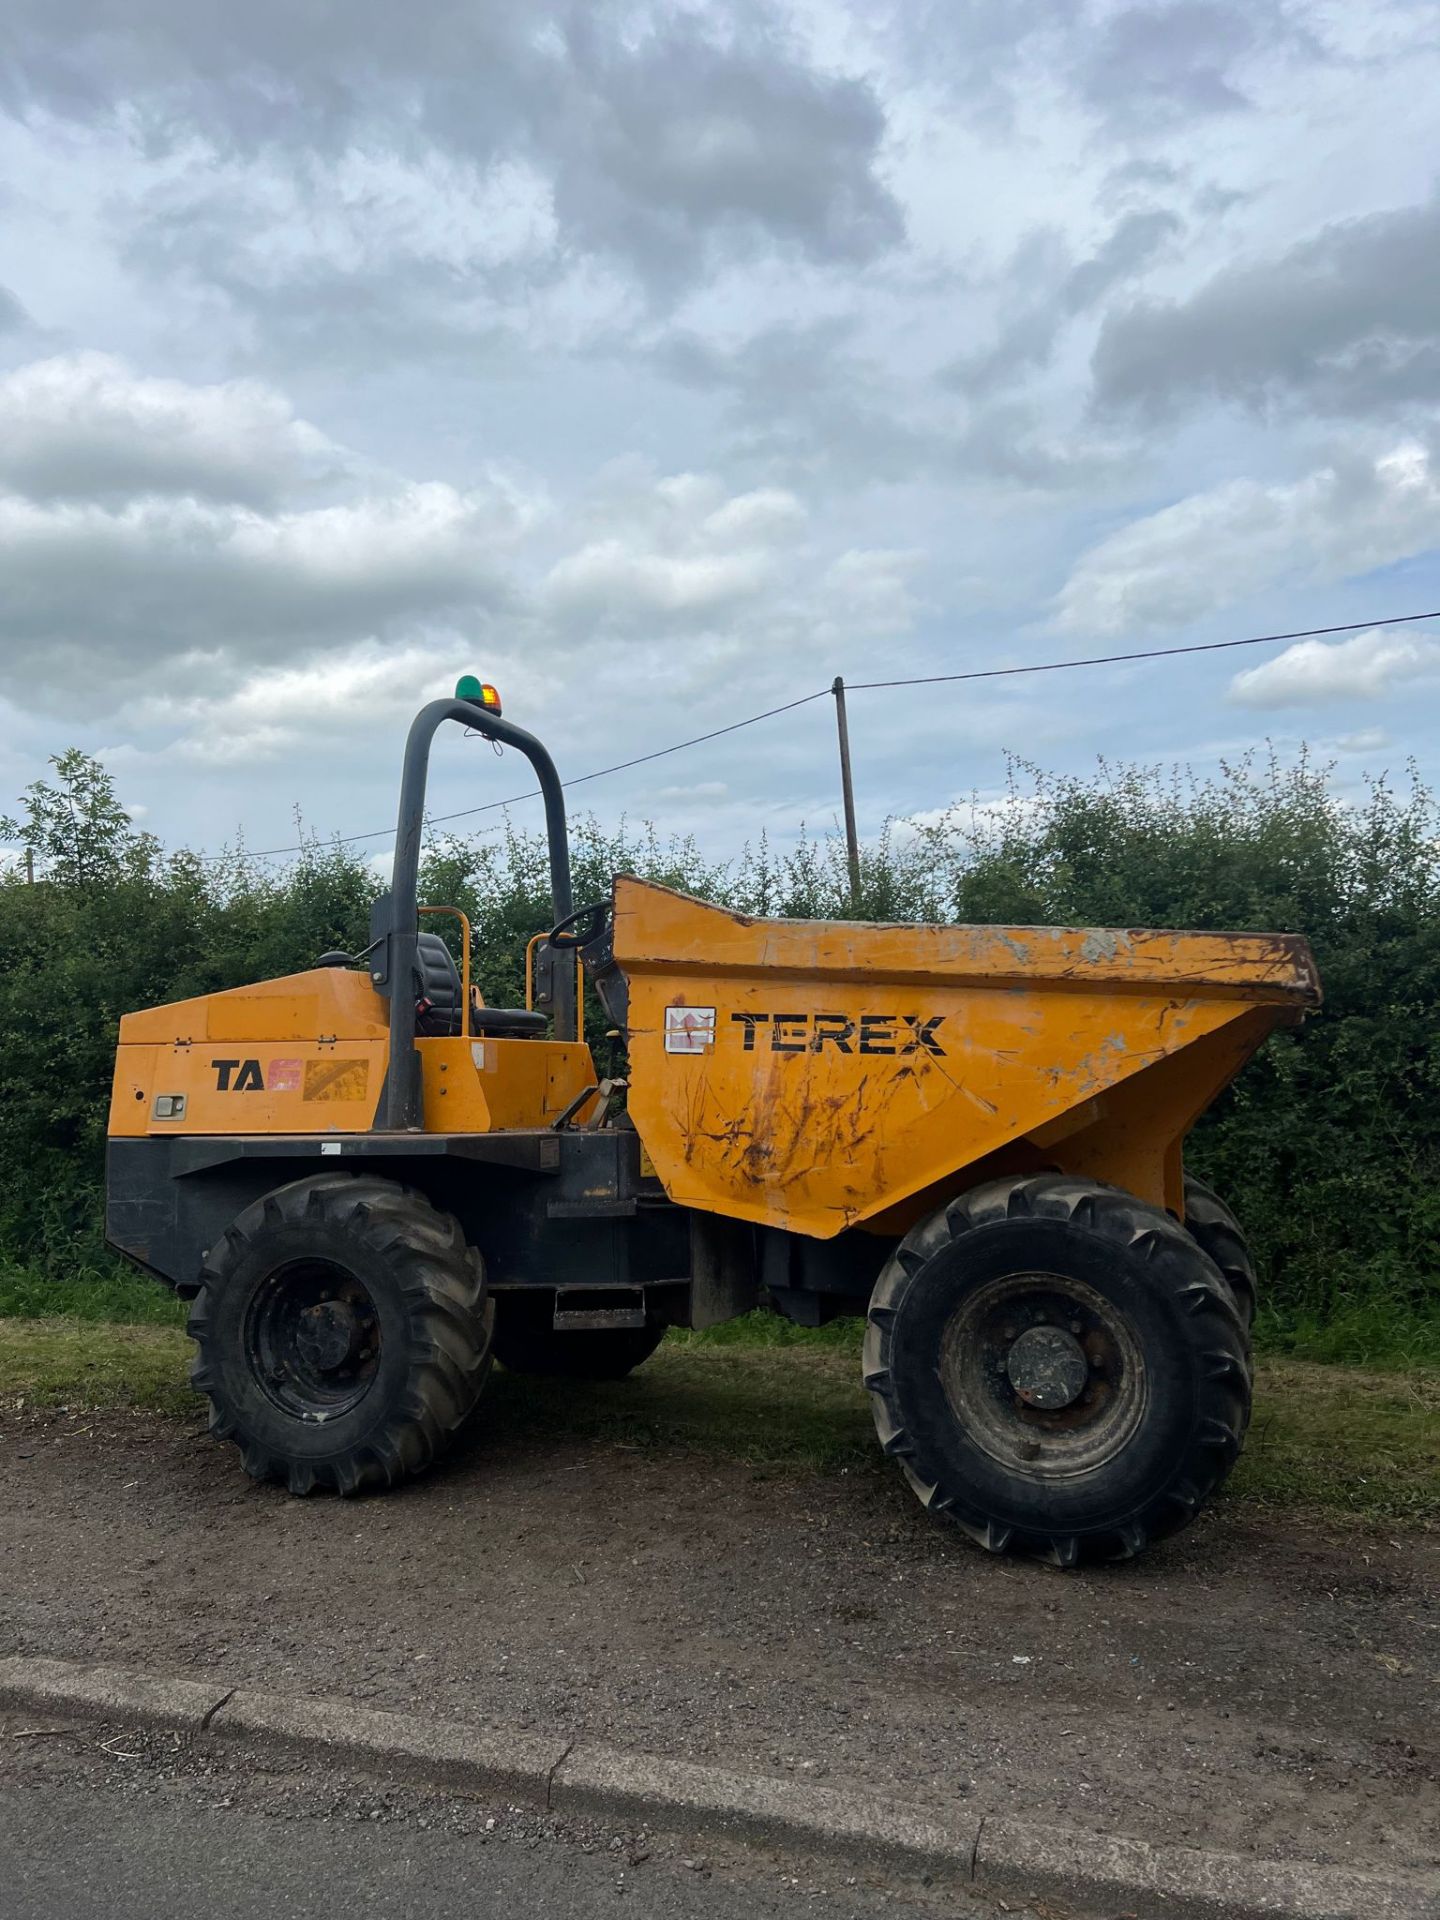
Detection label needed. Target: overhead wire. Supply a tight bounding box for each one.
[200,687,831,861]
[845,609,1440,691]
[190,608,1440,863]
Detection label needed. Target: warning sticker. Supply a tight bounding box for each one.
[303,1058,371,1102]
[664,1005,716,1054]
[268,1058,302,1093]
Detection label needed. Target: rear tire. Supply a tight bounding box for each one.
[492,1292,665,1380]
[188,1173,493,1496]
[1183,1174,1258,1333]
[864,1173,1250,1565]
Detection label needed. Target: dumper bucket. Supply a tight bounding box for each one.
[613,878,1321,1236]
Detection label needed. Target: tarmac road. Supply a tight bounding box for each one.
[1,1790,931,1920]
[0,1747,1040,1920]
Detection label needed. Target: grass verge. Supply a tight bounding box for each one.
[6,1267,1440,1371]
[0,1263,186,1325]
[3,1315,1434,1527]
[0,1319,196,1418]
[1253,1298,1440,1371]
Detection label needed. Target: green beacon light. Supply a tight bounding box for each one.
[456,674,502,714]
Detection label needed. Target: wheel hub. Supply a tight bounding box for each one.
[938,1269,1147,1479]
[295,1299,363,1374]
[1005,1324,1089,1409]
[246,1259,381,1421]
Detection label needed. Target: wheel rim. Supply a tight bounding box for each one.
[245,1258,381,1422]
[938,1271,1147,1479]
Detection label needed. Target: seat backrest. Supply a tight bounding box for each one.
[411,929,549,1039]
[414,931,462,1034]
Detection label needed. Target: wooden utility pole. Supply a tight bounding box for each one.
[831,676,862,912]
[24,848,33,885]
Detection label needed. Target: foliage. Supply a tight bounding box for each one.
[0,743,1437,1355]
[0,1259,186,1325]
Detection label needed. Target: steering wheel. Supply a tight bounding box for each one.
[548,898,611,949]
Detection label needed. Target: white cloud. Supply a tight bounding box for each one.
[541,476,805,623]
[126,638,549,768]
[544,540,775,618]
[0,475,538,697]
[700,487,806,544]
[5,4,901,315]
[653,780,729,801]
[0,352,340,506]
[2,5,1440,860]
[813,548,923,641]
[126,644,440,764]
[0,372,926,800]
[890,788,1052,850]
[1054,444,1440,635]
[1228,629,1440,708]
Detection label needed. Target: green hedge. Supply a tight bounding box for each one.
[2,745,1436,1358]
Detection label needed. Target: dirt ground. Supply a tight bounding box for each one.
[2,1403,1436,1878]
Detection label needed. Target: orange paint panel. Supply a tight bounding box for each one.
[418,1036,597,1131]
[111,1039,388,1136]
[118,969,391,1046]
[109,964,598,1139]
[613,879,1320,1237]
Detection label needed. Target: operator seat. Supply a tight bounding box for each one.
[413,932,548,1038]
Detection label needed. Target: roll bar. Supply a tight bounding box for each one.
[374,696,575,1131]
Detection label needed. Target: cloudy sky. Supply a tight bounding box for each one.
[1,0,1439,869]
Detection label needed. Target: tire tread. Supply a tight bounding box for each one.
[864,1171,1251,1565]
[1182,1174,1258,1333]
[187,1173,492,1497]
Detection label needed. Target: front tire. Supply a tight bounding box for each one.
[864,1174,1250,1564]
[188,1174,493,1496]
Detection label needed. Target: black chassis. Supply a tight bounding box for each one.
[106,1128,893,1328]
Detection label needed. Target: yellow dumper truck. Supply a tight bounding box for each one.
[107,682,1320,1564]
